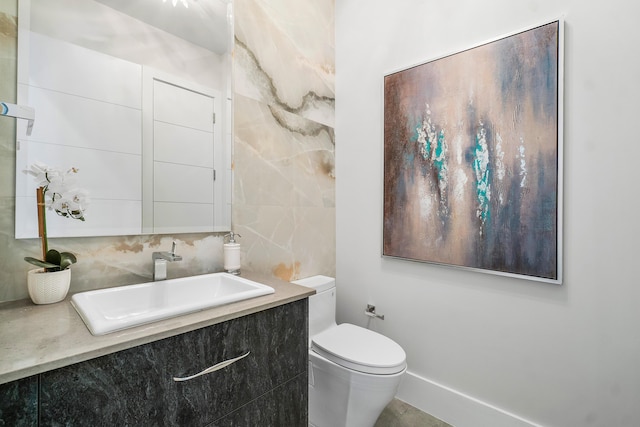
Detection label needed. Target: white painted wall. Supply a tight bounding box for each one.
[335,1,640,426]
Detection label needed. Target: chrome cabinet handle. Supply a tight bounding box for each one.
[173,351,250,382]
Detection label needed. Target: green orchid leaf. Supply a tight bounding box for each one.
[24,256,59,269]
[59,252,78,270]
[45,249,61,266]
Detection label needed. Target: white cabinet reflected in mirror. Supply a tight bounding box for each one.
[15,0,233,238]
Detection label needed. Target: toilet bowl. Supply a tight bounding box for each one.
[293,276,406,427]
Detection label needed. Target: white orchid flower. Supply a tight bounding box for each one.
[27,161,53,187]
[27,162,89,220]
[51,189,88,220]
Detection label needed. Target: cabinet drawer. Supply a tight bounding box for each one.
[40,300,308,426]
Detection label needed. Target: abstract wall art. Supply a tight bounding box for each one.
[383,20,563,283]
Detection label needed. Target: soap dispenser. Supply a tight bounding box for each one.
[223,232,241,275]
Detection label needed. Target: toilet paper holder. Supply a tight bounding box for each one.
[365,304,385,320]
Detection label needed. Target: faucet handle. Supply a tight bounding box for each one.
[171,241,177,255]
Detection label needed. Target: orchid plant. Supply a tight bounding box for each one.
[23,162,89,272]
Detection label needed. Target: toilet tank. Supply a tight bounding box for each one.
[292,275,337,344]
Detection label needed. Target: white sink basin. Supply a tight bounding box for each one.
[71,273,275,335]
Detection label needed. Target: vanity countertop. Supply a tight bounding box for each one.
[0,272,314,385]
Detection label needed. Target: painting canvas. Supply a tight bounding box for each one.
[383,21,562,283]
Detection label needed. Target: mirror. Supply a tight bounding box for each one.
[15,0,233,238]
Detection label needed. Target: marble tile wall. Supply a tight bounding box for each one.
[233,0,336,281]
[0,0,335,302]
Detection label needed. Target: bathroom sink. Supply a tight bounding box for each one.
[71,273,275,335]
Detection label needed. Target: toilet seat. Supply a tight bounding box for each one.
[311,323,406,375]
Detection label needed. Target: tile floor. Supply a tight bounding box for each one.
[375,399,453,427]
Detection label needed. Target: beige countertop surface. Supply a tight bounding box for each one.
[0,272,314,385]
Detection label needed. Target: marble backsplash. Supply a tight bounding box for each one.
[0,0,334,302]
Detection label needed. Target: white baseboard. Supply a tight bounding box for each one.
[396,371,544,427]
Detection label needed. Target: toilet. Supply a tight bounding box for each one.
[293,275,406,427]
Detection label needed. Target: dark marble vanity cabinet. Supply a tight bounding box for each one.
[0,300,308,426]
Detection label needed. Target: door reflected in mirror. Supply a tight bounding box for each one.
[15,0,233,238]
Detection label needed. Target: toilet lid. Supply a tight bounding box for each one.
[311,323,406,375]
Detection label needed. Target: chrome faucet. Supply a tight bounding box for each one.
[152,241,182,281]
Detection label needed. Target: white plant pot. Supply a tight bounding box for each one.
[27,268,71,305]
